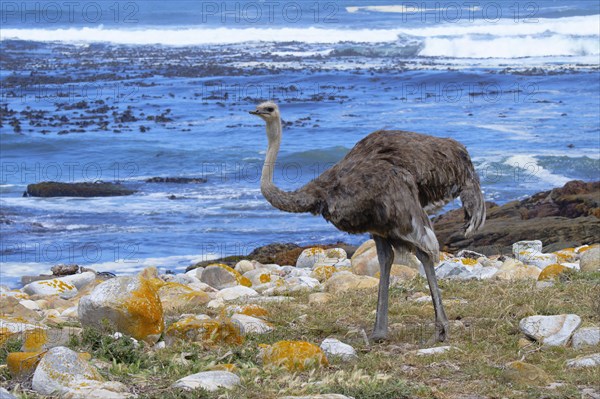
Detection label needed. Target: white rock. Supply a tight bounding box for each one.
[61,306,79,319]
[188,282,217,292]
[234,260,255,273]
[201,265,239,290]
[280,266,311,277]
[262,263,283,272]
[173,370,240,392]
[216,286,258,301]
[412,295,433,303]
[185,268,202,279]
[333,259,352,268]
[22,278,78,299]
[169,273,199,285]
[231,313,273,335]
[207,298,225,309]
[435,260,475,280]
[19,299,41,310]
[59,271,96,290]
[296,248,327,268]
[471,265,499,279]
[572,327,600,349]
[413,346,456,356]
[519,314,582,346]
[243,268,275,286]
[560,262,580,270]
[513,240,543,256]
[280,395,354,399]
[566,353,600,368]
[0,387,17,399]
[0,318,45,334]
[32,346,133,398]
[153,341,166,350]
[320,338,358,361]
[536,281,555,289]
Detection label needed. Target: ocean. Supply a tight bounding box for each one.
[1,0,599,286]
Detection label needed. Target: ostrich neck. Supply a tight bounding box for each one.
[260,117,317,214]
[261,119,281,187]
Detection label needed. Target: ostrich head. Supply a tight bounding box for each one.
[249,101,280,123]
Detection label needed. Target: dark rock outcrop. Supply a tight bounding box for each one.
[145,177,207,184]
[25,181,135,197]
[434,180,600,255]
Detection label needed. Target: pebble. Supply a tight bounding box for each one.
[413,346,456,356]
[320,338,358,361]
[173,370,240,391]
[216,286,259,301]
[580,246,600,272]
[296,248,327,268]
[566,353,600,368]
[231,313,273,335]
[502,360,550,386]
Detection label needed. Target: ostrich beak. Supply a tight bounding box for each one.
[249,110,259,115]
[249,110,268,115]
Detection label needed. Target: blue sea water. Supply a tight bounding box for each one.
[1,1,599,286]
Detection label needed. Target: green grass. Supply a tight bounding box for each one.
[2,275,599,399]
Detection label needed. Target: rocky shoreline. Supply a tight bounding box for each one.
[1,236,599,398]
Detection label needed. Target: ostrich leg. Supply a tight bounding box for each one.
[371,235,394,342]
[416,249,449,342]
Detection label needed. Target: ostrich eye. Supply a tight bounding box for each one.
[266,107,274,112]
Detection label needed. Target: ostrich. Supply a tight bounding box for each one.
[250,101,485,342]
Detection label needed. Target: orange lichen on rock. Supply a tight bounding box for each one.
[260,340,329,371]
[39,279,76,293]
[0,327,14,346]
[158,282,210,314]
[460,258,478,266]
[123,277,165,341]
[538,264,569,281]
[7,351,44,377]
[166,316,243,346]
[22,328,48,352]
[311,265,337,282]
[259,274,272,284]
[553,248,577,263]
[210,263,252,287]
[209,363,238,373]
[239,304,269,318]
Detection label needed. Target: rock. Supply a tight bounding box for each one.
[216,286,259,301]
[173,370,240,392]
[78,276,164,343]
[553,248,578,263]
[311,264,337,281]
[226,304,269,319]
[0,387,17,399]
[388,264,419,281]
[566,353,600,368]
[235,259,256,274]
[519,314,582,346]
[502,361,551,386]
[231,314,272,335]
[243,268,277,286]
[538,264,571,280]
[456,249,486,259]
[51,264,80,276]
[22,327,71,352]
[165,315,243,346]
[513,240,543,256]
[324,271,379,294]
[0,297,40,321]
[494,258,541,280]
[296,247,327,268]
[186,268,203,280]
[350,240,380,276]
[572,327,600,349]
[580,246,600,272]
[26,181,135,197]
[309,293,333,305]
[145,176,207,184]
[279,395,354,399]
[231,314,273,336]
[260,340,328,371]
[413,346,456,356]
[471,265,499,280]
[201,264,250,290]
[433,181,600,254]
[435,260,476,280]
[248,242,301,265]
[325,247,348,262]
[22,278,78,299]
[157,282,210,314]
[320,338,357,361]
[32,346,133,398]
[7,351,44,377]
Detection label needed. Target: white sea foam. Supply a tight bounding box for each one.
[2,15,598,59]
[504,155,571,186]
